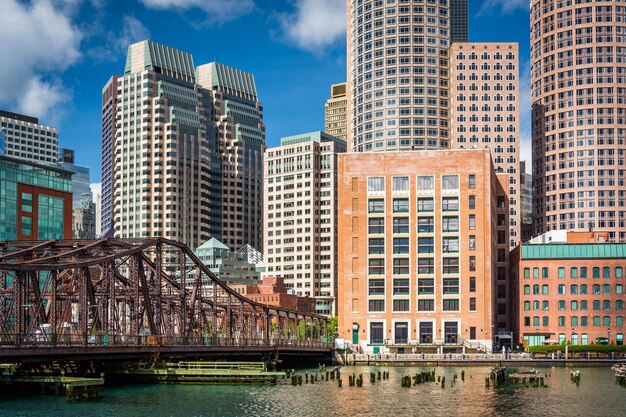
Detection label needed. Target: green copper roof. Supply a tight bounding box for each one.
[522,244,626,260]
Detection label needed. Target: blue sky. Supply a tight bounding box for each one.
[0,0,530,183]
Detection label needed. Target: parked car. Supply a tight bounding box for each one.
[595,337,609,345]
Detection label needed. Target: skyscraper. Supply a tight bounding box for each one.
[346,0,469,152]
[0,110,58,164]
[325,82,347,140]
[58,147,92,209]
[111,41,221,250]
[450,0,468,43]
[101,76,118,237]
[264,131,346,316]
[197,63,266,251]
[531,0,626,242]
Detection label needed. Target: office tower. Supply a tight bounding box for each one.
[512,231,625,347]
[520,161,533,225]
[325,82,347,140]
[450,0,468,43]
[197,63,266,251]
[0,155,72,241]
[58,148,92,209]
[346,0,469,152]
[112,40,221,250]
[101,76,118,237]
[194,237,261,285]
[338,150,505,352]
[531,0,626,242]
[73,193,96,239]
[0,110,58,164]
[264,131,347,316]
[450,42,521,333]
[95,192,102,237]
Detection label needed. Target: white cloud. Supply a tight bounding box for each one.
[277,0,346,53]
[478,0,528,15]
[0,0,81,122]
[140,0,254,24]
[89,16,150,61]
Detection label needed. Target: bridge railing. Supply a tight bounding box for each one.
[0,333,332,350]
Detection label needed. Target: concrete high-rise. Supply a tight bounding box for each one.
[530,0,626,242]
[101,76,118,237]
[197,63,266,251]
[111,41,221,250]
[325,82,347,140]
[346,0,469,152]
[0,110,58,164]
[264,131,346,316]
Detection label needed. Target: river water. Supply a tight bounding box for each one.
[1,366,624,416]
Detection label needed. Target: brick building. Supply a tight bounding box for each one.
[512,232,625,347]
[231,276,316,315]
[337,150,510,353]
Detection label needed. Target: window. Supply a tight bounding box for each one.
[393,217,410,233]
[571,267,578,278]
[593,316,601,326]
[418,237,434,253]
[469,256,476,272]
[368,218,385,234]
[593,300,600,310]
[392,176,409,191]
[617,267,623,278]
[571,316,578,326]
[570,284,578,295]
[443,278,459,294]
[442,216,459,232]
[443,299,459,311]
[21,192,32,213]
[416,176,434,191]
[368,259,385,275]
[603,300,611,311]
[417,198,434,212]
[617,316,624,326]
[368,300,385,312]
[442,175,459,190]
[442,197,459,211]
[617,284,623,294]
[21,216,32,237]
[442,237,459,253]
[393,279,410,295]
[417,278,435,295]
[418,299,434,311]
[369,279,385,295]
[558,316,565,326]
[393,258,410,274]
[443,258,459,274]
[393,299,410,312]
[418,258,434,274]
[558,284,566,294]
[581,316,588,326]
[603,284,611,294]
[603,316,611,326]
[558,300,566,310]
[368,177,385,192]
[523,268,530,279]
[417,217,434,233]
[468,195,475,209]
[368,199,385,213]
[558,267,565,278]
[543,301,549,311]
[393,238,410,254]
[533,300,539,310]
[603,267,611,278]
[524,301,530,311]
[542,268,549,278]
[468,175,475,189]
[617,300,624,311]
[593,284,600,295]
[571,300,579,310]
[469,297,476,311]
[533,268,540,279]
[393,198,409,212]
[469,235,476,251]
[580,267,587,278]
[368,238,385,254]
[543,316,549,326]
[593,267,600,278]
[542,285,549,295]
[523,285,530,295]
[580,284,588,294]
[581,300,588,311]
[370,322,384,344]
[469,214,476,230]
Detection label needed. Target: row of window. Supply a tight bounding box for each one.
[524,315,624,328]
[367,174,474,192]
[523,266,624,279]
[524,299,624,311]
[368,298,464,312]
[368,196,476,212]
[523,283,624,295]
[368,256,468,275]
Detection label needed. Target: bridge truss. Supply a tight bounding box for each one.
[0,239,328,351]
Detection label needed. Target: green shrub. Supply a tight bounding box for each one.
[528,344,626,354]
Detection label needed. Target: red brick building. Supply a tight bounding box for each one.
[231,276,316,314]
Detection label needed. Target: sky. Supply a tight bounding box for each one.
[0,0,531,184]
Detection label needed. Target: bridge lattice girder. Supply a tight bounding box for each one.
[0,238,326,346]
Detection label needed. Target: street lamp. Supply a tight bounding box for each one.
[608,327,611,344]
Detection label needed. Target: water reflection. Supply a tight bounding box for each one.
[0,366,623,416]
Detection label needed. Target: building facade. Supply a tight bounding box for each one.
[0,155,72,241]
[101,75,118,237]
[58,148,92,209]
[195,237,261,285]
[325,82,347,140]
[73,193,96,239]
[338,150,505,352]
[264,131,346,316]
[197,62,266,251]
[111,41,221,250]
[520,160,533,225]
[530,0,626,242]
[231,277,316,315]
[0,110,58,164]
[513,232,625,347]
[346,0,469,152]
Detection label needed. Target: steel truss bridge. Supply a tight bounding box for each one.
[0,239,331,362]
